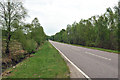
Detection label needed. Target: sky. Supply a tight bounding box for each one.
[23,0,118,36]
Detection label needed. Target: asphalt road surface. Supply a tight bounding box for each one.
[49,40,118,78]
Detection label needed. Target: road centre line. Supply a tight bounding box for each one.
[85,52,111,61]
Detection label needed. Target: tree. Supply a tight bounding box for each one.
[0,0,27,54]
[118,1,120,51]
[31,17,40,28]
[50,3,118,51]
[31,18,46,45]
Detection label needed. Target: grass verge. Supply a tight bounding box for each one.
[3,41,70,78]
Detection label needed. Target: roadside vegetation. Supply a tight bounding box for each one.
[1,0,119,79]
[1,1,69,78]
[2,41,69,78]
[0,1,46,72]
[50,1,120,53]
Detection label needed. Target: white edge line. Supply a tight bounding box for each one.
[50,41,92,80]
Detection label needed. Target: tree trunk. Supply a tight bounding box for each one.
[5,2,11,55]
[5,32,11,54]
[5,41,9,54]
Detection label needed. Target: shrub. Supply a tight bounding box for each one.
[31,27,46,45]
[23,39,37,53]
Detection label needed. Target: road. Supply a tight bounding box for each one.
[49,40,118,78]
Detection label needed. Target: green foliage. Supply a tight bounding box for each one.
[1,1,46,73]
[11,18,46,54]
[31,18,46,45]
[12,29,36,53]
[0,1,27,54]
[118,1,120,52]
[50,6,118,50]
[2,30,7,39]
[12,29,26,44]
[22,39,37,53]
[31,27,46,45]
[10,17,46,54]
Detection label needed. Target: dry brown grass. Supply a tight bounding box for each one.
[2,39,27,72]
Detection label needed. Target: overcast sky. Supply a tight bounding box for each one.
[23,0,118,36]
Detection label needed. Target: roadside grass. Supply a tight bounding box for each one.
[55,41,118,54]
[3,41,70,78]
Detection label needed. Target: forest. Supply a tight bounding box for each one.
[50,5,120,51]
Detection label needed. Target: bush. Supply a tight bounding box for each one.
[31,27,46,45]
[12,29,26,44]
[12,29,37,53]
[23,39,37,53]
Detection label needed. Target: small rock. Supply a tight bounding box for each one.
[13,66,16,69]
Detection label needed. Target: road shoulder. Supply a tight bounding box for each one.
[49,40,86,78]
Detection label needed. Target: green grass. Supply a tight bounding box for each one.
[55,41,118,54]
[4,41,70,78]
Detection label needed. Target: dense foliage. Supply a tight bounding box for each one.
[1,1,46,71]
[50,5,119,50]
[6,17,46,54]
[0,1,27,54]
[0,1,46,55]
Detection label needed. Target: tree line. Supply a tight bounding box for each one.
[0,1,46,56]
[50,2,120,51]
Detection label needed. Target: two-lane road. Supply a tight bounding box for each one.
[50,40,118,78]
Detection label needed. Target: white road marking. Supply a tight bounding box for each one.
[85,52,111,61]
[50,41,92,80]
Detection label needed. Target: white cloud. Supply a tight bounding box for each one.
[24,0,118,36]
